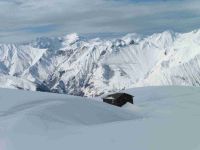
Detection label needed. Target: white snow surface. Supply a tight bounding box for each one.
[0,75,36,90]
[1,86,200,150]
[1,30,200,96]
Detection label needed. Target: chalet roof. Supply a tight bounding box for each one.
[105,96,115,100]
[103,93,133,99]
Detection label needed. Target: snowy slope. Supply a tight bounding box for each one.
[1,86,200,150]
[1,30,200,96]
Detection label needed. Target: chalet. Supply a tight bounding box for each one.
[103,93,134,107]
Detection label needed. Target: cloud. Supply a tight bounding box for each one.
[0,0,200,42]
[19,24,59,33]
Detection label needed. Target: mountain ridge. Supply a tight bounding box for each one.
[0,30,200,96]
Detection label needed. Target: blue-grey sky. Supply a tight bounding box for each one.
[0,0,200,42]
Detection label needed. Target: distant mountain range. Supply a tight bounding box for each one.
[1,29,200,96]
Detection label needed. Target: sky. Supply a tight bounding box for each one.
[0,0,200,43]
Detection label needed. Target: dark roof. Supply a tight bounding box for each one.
[103,93,133,99]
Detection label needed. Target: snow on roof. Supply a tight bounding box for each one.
[105,96,115,100]
[104,93,133,99]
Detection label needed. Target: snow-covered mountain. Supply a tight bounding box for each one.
[1,29,200,96]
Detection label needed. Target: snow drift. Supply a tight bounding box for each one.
[1,86,200,150]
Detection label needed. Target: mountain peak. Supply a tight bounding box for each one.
[1,29,200,96]
[63,33,79,44]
